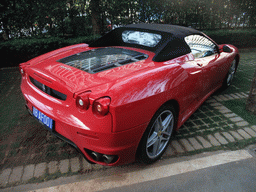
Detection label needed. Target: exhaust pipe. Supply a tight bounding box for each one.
[91,152,102,161]
[102,154,115,164]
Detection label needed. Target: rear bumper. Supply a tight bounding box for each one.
[25,103,146,165]
[26,105,95,164]
[21,77,147,166]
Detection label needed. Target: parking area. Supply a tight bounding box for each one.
[0,50,256,188]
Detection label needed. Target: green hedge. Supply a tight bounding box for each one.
[203,28,256,48]
[1,35,100,68]
[1,29,256,68]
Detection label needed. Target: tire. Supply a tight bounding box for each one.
[223,59,237,88]
[137,105,176,164]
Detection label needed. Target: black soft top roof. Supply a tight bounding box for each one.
[89,23,204,62]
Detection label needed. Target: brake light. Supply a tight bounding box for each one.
[76,91,91,110]
[19,63,29,76]
[93,97,111,116]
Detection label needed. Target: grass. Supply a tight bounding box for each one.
[217,52,256,95]
[223,98,256,125]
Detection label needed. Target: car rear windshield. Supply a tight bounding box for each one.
[57,47,148,74]
[122,30,162,47]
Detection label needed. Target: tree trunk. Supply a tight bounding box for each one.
[246,68,256,115]
[90,0,101,35]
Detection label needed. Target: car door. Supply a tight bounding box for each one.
[184,35,224,100]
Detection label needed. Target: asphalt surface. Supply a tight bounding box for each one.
[105,157,256,192]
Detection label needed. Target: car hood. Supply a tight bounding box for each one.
[26,44,157,94]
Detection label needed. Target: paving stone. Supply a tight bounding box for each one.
[70,157,80,172]
[236,121,249,127]
[179,139,195,151]
[237,129,252,139]
[82,158,93,172]
[229,131,244,140]
[48,161,58,174]
[205,98,217,103]
[243,127,256,137]
[92,164,105,171]
[34,163,46,178]
[214,133,228,144]
[214,106,232,114]
[251,125,256,132]
[240,92,249,97]
[188,138,203,150]
[224,113,237,118]
[229,93,240,99]
[213,96,224,102]
[0,168,12,187]
[230,116,244,122]
[170,140,184,153]
[165,145,176,156]
[218,95,229,101]
[196,136,212,148]
[213,105,225,110]
[22,164,35,182]
[207,135,221,146]
[9,166,23,183]
[209,102,222,107]
[235,93,246,98]
[223,94,235,100]
[219,108,232,114]
[222,132,236,142]
[59,159,69,174]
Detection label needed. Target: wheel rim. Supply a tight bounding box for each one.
[146,110,174,159]
[227,60,236,86]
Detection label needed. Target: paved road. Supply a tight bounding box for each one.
[106,157,256,192]
[104,150,256,192]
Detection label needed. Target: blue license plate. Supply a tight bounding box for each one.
[32,107,54,129]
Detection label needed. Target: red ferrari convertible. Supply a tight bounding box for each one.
[20,24,239,165]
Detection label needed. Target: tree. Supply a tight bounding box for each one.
[246,68,256,115]
[90,0,101,35]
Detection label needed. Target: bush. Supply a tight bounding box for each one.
[1,28,256,68]
[203,28,256,48]
[0,35,100,68]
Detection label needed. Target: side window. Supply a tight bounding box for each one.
[185,35,217,59]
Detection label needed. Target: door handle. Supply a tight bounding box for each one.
[197,63,203,67]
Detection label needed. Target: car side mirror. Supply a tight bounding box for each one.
[219,45,232,53]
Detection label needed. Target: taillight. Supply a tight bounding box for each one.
[76,91,91,110]
[92,97,111,116]
[19,63,29,76]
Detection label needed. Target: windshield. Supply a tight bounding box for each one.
[58,47,148,74]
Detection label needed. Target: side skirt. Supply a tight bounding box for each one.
[177,84,222,129]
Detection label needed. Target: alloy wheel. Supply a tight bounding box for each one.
[227,60,236,86]
[146,110,174,159]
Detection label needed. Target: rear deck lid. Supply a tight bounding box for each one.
[26,47,151,95]
[57,47,148,74]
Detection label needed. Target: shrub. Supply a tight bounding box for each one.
[203,28,256,48]
[0,35,100,68]
[1,28,256,68]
